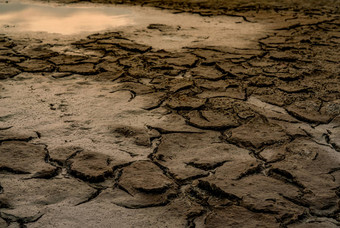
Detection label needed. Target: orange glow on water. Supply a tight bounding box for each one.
[0,0,133,34]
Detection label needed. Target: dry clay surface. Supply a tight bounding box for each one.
[0,0,340,227]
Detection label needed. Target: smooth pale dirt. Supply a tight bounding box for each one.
[0,0,340,227]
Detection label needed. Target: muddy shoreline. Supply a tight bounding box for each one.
[0,0,340,227]
[50,0,340,14]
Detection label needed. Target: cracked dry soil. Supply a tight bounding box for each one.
[0,0,340,227]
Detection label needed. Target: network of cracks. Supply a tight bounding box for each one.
[0,1,340,227]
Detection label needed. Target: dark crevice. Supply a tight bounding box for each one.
[135,185,170,194]
[76,188,102,206]
[280,194,310,208]
[0,211,44,227]
[196,180,241,202]
[146,125,203,134]
[69,169,113,183]
[30,167,61,179]
[0,126,13,131]
[117,184,134,197]
[112,161,135,173]
[268,168,306,190]
[0,137,35,144]
[185,210,206,228]
[112,199,170,210]
[143,98,166,111]
[186,160,228,171]
[234,163,264,180]
[177,173,211,185]
[0,167,30,175]
[241,203,279,215]
[118,149,139,157]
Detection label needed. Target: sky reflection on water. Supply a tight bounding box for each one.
[0,0,133,34]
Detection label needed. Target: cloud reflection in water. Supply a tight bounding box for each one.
[0,0,134,34]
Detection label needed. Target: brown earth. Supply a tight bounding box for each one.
[0,0,340,227]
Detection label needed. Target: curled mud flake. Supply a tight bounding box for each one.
[166,94,206,110]
[190,65,224,80]
[112,126,138,137]
[69,151,121,183]
[49,54,89,65]
[224,116,290,149]
[259,145,286,163]
[164,53,198,68]
[75,188,102,206]
[30,167,61,179]
[0,49,24,63]
[51,72,73,79]
[186,160,228,171]
[194,180,241,201]
[271,72,303,82]
[185,109,240,130]
[49,146,84,166]
[58,63,97,75]
[115,42,152,53]
[0,63,21,79]
[269,51,301,62]
[92,71,124,81]
[195,79,227,91]
[154,132,251,182]
[20,46,58,59]
[86,32,126,41]
[112,161,177,208]
[155,78,194,93]
[110,125,153,147]
[235,163,264,180]
[130,92,166,110]
[268,168,306,189]
[147,23,174,32]
[119,161,174,193]
[95,60,123,73]
[17,60,55,72]
[286,99,338,124]
[0,141,56,176]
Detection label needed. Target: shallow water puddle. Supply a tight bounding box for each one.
[0,0,133,34]
[0,0,266,50]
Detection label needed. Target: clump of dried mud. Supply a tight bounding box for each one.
[0,0,339,227]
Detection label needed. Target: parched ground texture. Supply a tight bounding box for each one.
[0,0,340,227]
